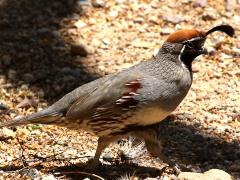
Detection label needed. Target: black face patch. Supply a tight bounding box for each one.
[179,37,206,71]
[183,37,206,50]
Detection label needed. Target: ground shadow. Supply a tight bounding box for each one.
[0,0,98,103]
[52,162,164,179]
[0,115,239,179]
[155,115,240,176]
[0,162,164,179]
[46,115,240,179]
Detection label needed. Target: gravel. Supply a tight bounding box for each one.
[0,0,239,179]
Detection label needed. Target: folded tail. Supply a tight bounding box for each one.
[0,109,63,128]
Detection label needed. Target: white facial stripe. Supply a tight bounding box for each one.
[178,45,187,68]
[178,44,186,62]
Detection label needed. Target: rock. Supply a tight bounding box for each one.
[8,69,17,81]
[2,55,12,66]
[23,73,35,83]
[109,9,119,18]
[225,0,237,11]
[131,39,152,49]
[133,17,144,24]
[74,20,87,29]
[53,84,63,93]
[202,8,218,20]
[178,172,203,180]
[0,102,8,110]
[37,28,49,34]
[0,75,6,85]
[70,43,88,57]
[61,67,71,74]
[116,0,126,4]
[34,69,48,80]
[193,0,208,7]
[162,15,184,24]
[17,98,38,108]
[229,164,240,172]
[70,69,83,77]
[19,168,40,179]
[77,0,91,6]
[63,75,76,82]
[192,64,200,73]
[160,28,174,35]
[103,152,114,162]
[91,0,105,8]
[178,169,233,180]
[207,46,217,56]
[232,113,240,120]
[42,174,57,180]
[148,16,159,24]
[51,31,61,38]
[204,169,232,180]
[0,127,16,141]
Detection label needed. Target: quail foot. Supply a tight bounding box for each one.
[0,25,234,170]
[131,116,185,174]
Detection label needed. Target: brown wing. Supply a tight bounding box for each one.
[65,72,143,123]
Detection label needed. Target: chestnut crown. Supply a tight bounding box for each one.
[162,25,234,70]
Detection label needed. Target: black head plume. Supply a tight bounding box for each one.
[205,25,235,37]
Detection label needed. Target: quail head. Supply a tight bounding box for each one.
[0,25,234,170]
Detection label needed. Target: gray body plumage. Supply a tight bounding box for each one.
[0,42,192,137]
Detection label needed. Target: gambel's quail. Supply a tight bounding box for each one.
[0,25,234,170]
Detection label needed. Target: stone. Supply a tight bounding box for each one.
[91,0,105,8]
[0,102,8,110]
[51,31,61,38]
[162,15,184,24]
[160,28,174,35]
[0,75,6,85]
[202,8,218,20]
[42,174,57,180]
[77,0,91,6]
[70,43,88,57]
[23,73,35,83]
[178,169,233,180]
[74,20,87,29]
[225,0,237,11]
[193,0,208,7]
[103,152,114,162]
[229,164,240,172]
[63,75,76,82]
[8,69,17,81]
[17,98,38,108]
[204,169,232,180]
[0,128,16,141]
[2,55,12,65]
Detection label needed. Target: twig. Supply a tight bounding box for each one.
[16,136,28,167]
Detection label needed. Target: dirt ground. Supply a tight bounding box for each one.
[0,0,239,179]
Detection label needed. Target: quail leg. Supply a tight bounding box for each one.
[132,129,181,174]
[144,138,181,174]
[89,135,123,169]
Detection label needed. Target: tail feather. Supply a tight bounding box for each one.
[0,109,63,128]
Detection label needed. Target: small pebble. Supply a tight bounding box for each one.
[0,128,16,141]
[91,0,105,8]
[23,73,35,83]
[70,43,88,57]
